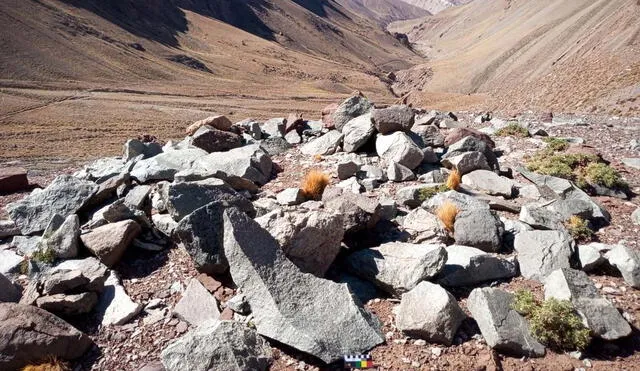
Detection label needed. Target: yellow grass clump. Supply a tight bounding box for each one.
[22,358,69,371]
[446,169,461,190]
[300,170,330,200]
[437,201,459,233]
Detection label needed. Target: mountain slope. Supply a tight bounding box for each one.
[336,0,430,25]
[397,0,472,14]
[394,0,640,115]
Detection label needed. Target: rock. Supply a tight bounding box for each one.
[577,244,606,272]
[544,268,631,340]
[462,170,514,198]
[337,161,359,180]
[441,151,491,175]
[300,130,344,156]
[226,294,250,315]
[36,292,98,315]
[191,126,242,153]
[165,179,254,221]
[453,209,504,252]
[161,320,272,371]
[256,209,344,277]
[253,197,281,217]
[276,188,305,206]
[379,199,397,221]
[376,132,423,170]
[0,167,29,193]
[6,175,97,235]
[632,208,640,225]
[422,147,439,164]
[402,208,447,243]
[130,149,208,183]
[186,115,233,135]
[395,185,438,209]
[622,158,640,170]
[235,119,262,140]
[81,220,141,267]
[387,163,415,182]
[604,245,640,288]
[371,105,414,134]
[425,190,490,212]
[518,185,543,200]
[501,218,533,249]
[10,235,41,256]
[123,139,162,161]
[40,214,80,259]
[190,144,272,186]
[124,185,152,210]
[222,207,384,363]
[343,113,375,153]
[321,103,339,128]
[445,128,495,148]
[173,279,220,326]
[259,137,292,156]
[358,165,386,182]
[514,231,574,281]
[395,282,465,345]
[0,220,20,239]
[437,245,518,287]
[337,177,363,194]
[51,257,109,292]
[332,95,373,131]
[261,118,286,138]
[97,272,143,326]
[0,303,93,370]
[519,203,565,230]
[0,273,20,303]
[443,136,499,171]
[344,242,446,296]
[410,124,445,148]
[547,198,600,221]
[467,288,545,357]
[42,269,89,295]
[284,130,302,145]
[322,187,381,234]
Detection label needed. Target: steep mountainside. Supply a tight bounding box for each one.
[393,0,640,115]
[397,0,472,14]
[336,0,430,25]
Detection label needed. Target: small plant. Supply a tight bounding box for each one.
[22,357,69,371]
[565,215,594,241]
[417,184,449,202]
[436,201,458,233]
[32,248,56,265]
[19,258,30,275]
[543,137,570,152]
[511,290,591,351]
[313,154,323,162]
[583,162,628,190]
[496,123,530,138]
[300,170,330,200]
[525,152,600,185]
[446,169,461,190]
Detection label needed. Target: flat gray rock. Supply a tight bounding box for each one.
[453,208,504,252]
[130,149,208,183]
[40,214,80,259]
[96,272,143,326]
[191,125,242,153]
[10,235,41,256]
[387,162,415,182]
[222,207,384,363]
[191,144,273,186]
[441,151,490,175]
[42,269,89,295]
[376,132,423,170]
[173,279,220,326]
[300,130,344,156]
[123,139,162,161]
[514,230,574,281]
[622,158,640,170]
[36,292,98,316]
[437,245,518,287]
[462,170,514,198]
[425,190,490,211]
[343,113,375,153]
[0,250,24,275]
[604,245,640,288]
[81,220,141,268]
[371,105,414,135]
[519,203,565,230]
[402,208,447,244]
[577,244,606,272]
[276,188,305,206]
[467,287,545,357]
[51,257,109,292]
[344,242,447,296]
[332,95,373,131]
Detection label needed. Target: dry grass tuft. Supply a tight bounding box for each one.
[446,169,461,190]
[436,201,459,232]
[300,170,330,200]
[22,358,69,371]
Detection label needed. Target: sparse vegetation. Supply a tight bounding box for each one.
[446,169,461,190]
[584,162,628,190]
[565,215,594,241]
[512,290,591,351]
[436,201,459,233]
[22,357,69,371]
[19,258,30,275]
[496,123,530,138]
[543,137,570,152]
[417,184,449,202]
[32,248,56,265]
[300,170,330,200]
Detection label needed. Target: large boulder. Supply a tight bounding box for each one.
[222,207,384,363]
[80,220,141,267]
[437,245,518,287]
[173,279,220,326]
[604,245,640,288]
[123,139,162,161]
[402,208,447,243]
[0,273,20,303]
[332,95,373,131]
[467,288,545,357]
[39,214,80,259]
[344,242,447,296]
[0,167,29,193]
[186,115,233,135]
[395,282,465,345]
[441,151,490,175]
[130,149,208,183]
[190,144,272,186]
[6,175,97,235]
[161,320,272,371]
[191,125,242,153]
[256,209,344,277]
[300,130,344,156]
[462,170,514,198]
[375,132,423,170]
[445,128,495,148]
[343,113,375,153]
[443,136,499,171]
[453,209,504,252]
[0,303,93,370]
[514,231,574,281]
[544,268,631,340]
[371,105,414,134]
[410,124,445,148]
[322,187,381,235]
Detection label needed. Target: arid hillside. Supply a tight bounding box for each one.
[337,0,430,25]
[391,0,640,115]
[397,0,472,14]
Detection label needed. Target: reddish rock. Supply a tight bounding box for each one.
[196,273,222,293]
[186,115,233,135]
[219,307,234,320]
[445,128,496,149]
[321,103,339,129]
[0,167,28,193]
[285,112,304,133]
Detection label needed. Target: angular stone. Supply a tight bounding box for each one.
[51,257,109,292]
[10,235,41,256]
[256,209,344,277]
[259,137,292,156]
[343,113,375,153]
[402,208,447,243]
[467,288,545,357]
[332,95,373,131]
[130,149,208,183]
[453,209,504,253]
[124,185,152,210]
[544,268,632,340]
[445,128,495,148]
[425,190,490,211]
[161,320,272,371]
[437,245,518,287]
[276,188,305,206]
[0,303,93,370]
[462,170,514,198]
[395,282,465,345]
[321,103,339,128]
[577,244,606,272]
[0,273,20,303]
[150,214,176,238]
[0,167,28,193]
[123,139,162,162]
[173,279,220,326]
[190,144,273,186]
[187,115,233,135]
[36,292,98,315]
[337,161,359,180]
[6,175,97,235]
[42,269,89,295]
[519,204,565,230]
[410,124,444,148]
[622,158,640,170]
[192,125,242,153]
[0,220,20,239]
[371,105,414,135]
[322,188,381,235]
[441,151,490,175]
[395,185,439,209]
[81,220,141,267]
[40,214,80,259]
[284,130,302,145]
[514,231,574,281]
[222,208,384,363]
[387,162,415,182]
[604,245,640,288]
[546,199,597,221]
[300,130,344,156]
[261,118,286,138]
[96,272,143,326]
[345,242,446,296]
[376,132,423,170]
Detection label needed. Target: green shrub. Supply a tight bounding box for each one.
[565,216,594,241]
[32,248,56,264]
[511,290,591,351]
[417,184,449,202]
[543,137,570,152]
[584,162,628,190]
[496,123,530,138]
[526,152,599,180]
[19,259,30,275]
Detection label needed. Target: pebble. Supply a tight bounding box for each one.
[385,331,394,340]
[595,283,603,289]
[402,357,411,364]
[569,351,582,360]
[411,361,421,368]
[583,359,592,368]
[602,287,618,294]
[414,339,427,346]
[393,339,407,345]
[431,347,442,357]
[175,321,188,334]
